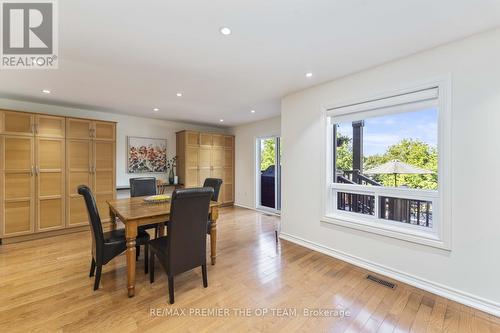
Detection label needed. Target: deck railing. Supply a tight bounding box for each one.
[336,170,433,228]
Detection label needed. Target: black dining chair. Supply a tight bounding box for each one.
[130,177,161,240]
[149,187,214,304]
[78,185,150,290]
[203,178,222,236]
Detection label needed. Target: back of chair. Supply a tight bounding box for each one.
[78,185,104,255]
[130,177,157,197]
[167,187,213,275]
[203,178,222,202]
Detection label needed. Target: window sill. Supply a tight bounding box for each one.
[321,214,450,250]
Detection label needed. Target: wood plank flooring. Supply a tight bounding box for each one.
[0,206,498,332]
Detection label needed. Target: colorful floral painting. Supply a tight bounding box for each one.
[127,137,167,173]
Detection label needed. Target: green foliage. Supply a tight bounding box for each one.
[260,138,276,171]
[364,139,438,189]
[335,131,438,189]
[336,134,353,171]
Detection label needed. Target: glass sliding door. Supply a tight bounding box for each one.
[257,137,281,212]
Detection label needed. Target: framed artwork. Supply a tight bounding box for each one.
[127,136,167,173]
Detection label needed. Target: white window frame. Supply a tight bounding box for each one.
[321,79,451,250]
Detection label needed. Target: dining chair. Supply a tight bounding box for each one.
[130,177,161,241]
[149,187,214,304]
[78,185,150,290]
[203,178,222,236]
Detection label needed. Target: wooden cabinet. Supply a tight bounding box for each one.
[176,131,234,205]
[1,136,35,237]
[222,135,235,204]
[1,111,34,136]
[93,140,115,223]
[36,115,65,138]
[66,139,92,227]
[66,118,116,228]
[0,110,116,241]
[36,137,65,231]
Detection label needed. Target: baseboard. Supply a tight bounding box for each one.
[234,202,280,216]
[279,232,500,317]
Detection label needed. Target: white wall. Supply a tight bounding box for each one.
[281,28,500,315]
[0,98,225,186]
[230,116,281,208]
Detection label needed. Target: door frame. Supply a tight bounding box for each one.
[255,136,281,214]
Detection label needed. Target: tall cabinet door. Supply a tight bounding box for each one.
[66,139,92,227]
[198,146,212,186]
[1,136,35,237]
[36,138,65,231]
[223,135,234,204]
[93,140,115,223]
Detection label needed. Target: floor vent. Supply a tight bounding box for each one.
[366,274,396,289]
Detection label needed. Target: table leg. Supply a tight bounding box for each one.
[109,208,117,231]
[158,222,165,237]
[125,221,138,297]
[210,206,219,265]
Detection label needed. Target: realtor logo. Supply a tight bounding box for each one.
[1,0,58,69]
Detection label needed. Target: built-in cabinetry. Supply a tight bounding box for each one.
[0,110,116,242]
[66,118,116,227]
[176,131,234,205]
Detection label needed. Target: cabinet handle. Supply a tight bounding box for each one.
[36,166,40,175]
[30,165,34,176]
[35,123,39,134]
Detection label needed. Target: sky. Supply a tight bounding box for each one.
[337,108,438,156]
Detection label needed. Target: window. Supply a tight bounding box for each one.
[323,86,450,249]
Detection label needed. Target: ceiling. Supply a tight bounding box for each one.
[1,0,500,127]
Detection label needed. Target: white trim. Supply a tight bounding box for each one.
[279,232,500,317]
[321,77,452,250]
[326,87,438,117]
[234,203,281,216]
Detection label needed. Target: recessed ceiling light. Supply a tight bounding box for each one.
[176,92,183,97]
[42,89,51,94]
[251,110,256,113]
[305,72,313,78]
[153,108,159,112]
[219,119,224,122]
[220,27,231,35]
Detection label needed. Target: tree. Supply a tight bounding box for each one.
[260,138,276,171]
[336,133,353,171]
[364,139,438,190]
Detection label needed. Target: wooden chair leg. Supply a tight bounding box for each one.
[202,264,208,288]
[93,265,102,291]
[149,253,155,283]
[168,276,174,304]
[89,258,96,277]
[144,244,149,274]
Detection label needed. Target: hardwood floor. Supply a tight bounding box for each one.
[0,206,498,332]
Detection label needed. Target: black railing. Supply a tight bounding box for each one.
[335,170,432,228]
[379,196,432,227]
[337,192,375,215]
[338,170,382,186]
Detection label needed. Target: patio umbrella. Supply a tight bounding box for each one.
[364,159,433,186]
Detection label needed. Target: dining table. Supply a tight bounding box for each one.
[107,196,220,297]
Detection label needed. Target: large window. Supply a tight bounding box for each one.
[323,86,450,248]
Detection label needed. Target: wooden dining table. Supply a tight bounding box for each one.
[107,196,220,297]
